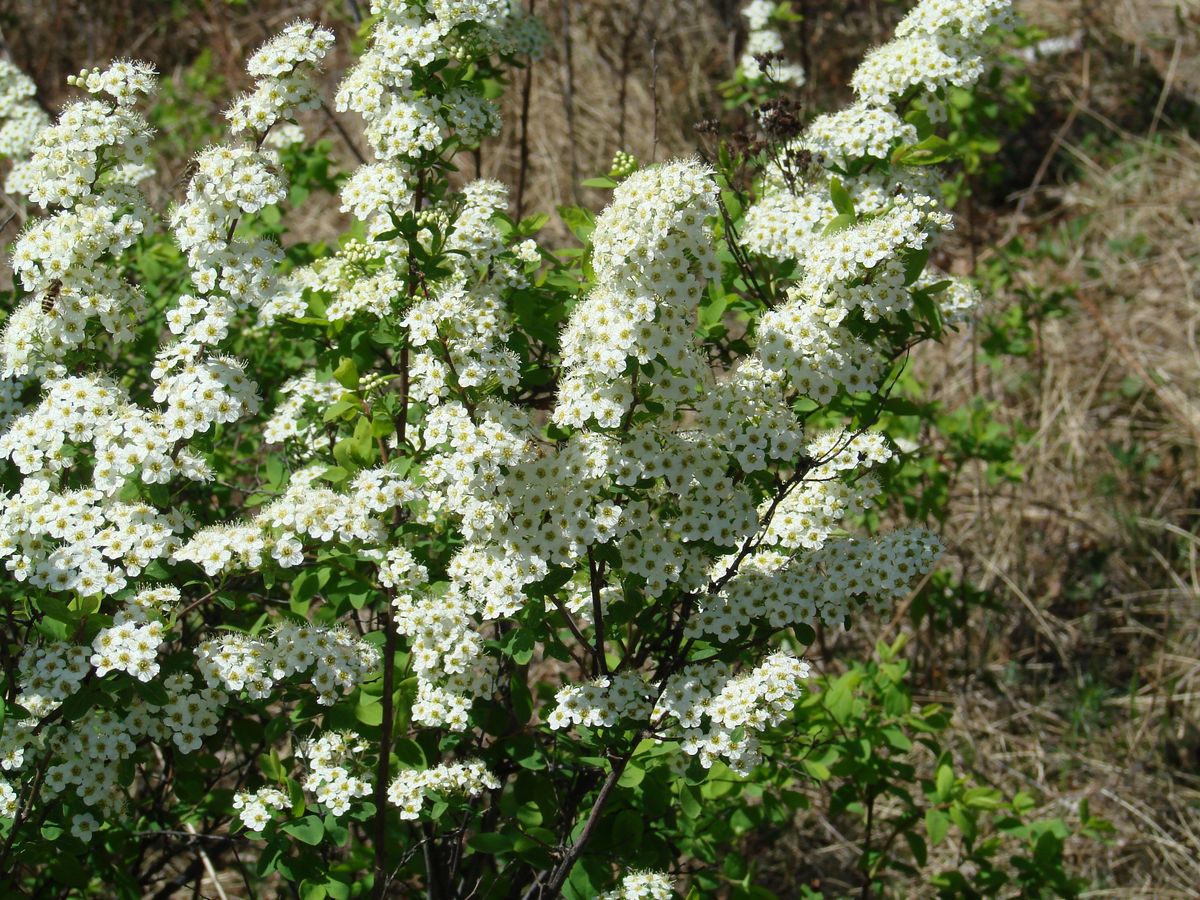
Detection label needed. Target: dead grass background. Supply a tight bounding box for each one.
[1,0,1198,895]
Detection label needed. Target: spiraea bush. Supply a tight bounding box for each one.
[0,1,1088,896]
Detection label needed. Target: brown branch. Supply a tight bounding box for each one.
[539,751,633,897]
[0,749,53,883]
[319,97,367,166]
[586,548,608,677]
[371,175,421,900]
[546,593,593,671]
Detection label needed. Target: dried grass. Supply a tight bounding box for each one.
[860,128,1200,897]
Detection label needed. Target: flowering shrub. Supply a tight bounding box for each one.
[0,0,1035,896]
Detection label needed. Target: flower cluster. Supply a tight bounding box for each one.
[601,871,677,900]
[13,643,89,718]
[334,0,533,162]
[0,780,17,819]
[740,1,805,85]
[89,584,178,681]
[401,183,526,399]
[5,668,224,818]
[197,622,380,705]
[387,759,499,820]
[0,42,304,616]
[41,709,137,814]
[803,103,918,165]
[0,468,184,597]
[854,0,1015,107]
[17,62,154,208]
[0,58,49,185]
[298,732,373,816]
[5,675,214,827]
[5,184,152,377]
[556,159,718,429]
[233,788,291,831]
[263,372,347,448]
[547,672,653,731]
[175,464,417,575]
[228,21,334,134]
[514,144,950,779]
[663,653,810,774]
[741,0,1014,406]
[149,673,228,753]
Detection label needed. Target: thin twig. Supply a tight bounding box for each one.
[183,822,230,900]
[1000,49,1091,248]
[1148,36,1182,140]
[319,97,367,166]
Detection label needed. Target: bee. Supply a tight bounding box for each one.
[170,158,199,196]
[41,279,62,315]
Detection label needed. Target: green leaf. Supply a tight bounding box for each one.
[882,397,924,418]
[721,189,743,220]
[698,289,730,335]
[802,758,831,781]
[322,815,349,848]
[1012,791,1036,814]
[679,784,703,819]
[510,674,533,724]
[260,750,286,781]
[962,787,1004,810]
[323,397,358,423]
[935,763,955,801]
[515,803,543,827]
[913,288,945,339]
[892,135,955,167]
[612,808,643,848]
[722,851,748,880]
[508,628,535,665]
[823,675,856,724]
[355,697,383,726]
[518,213,550,235]
[949,803,977,846]
[558,205,596,242]
[926,808,950,846]
[829,177,855,217]
[822,213,857,236]
[903,245,930,285]
[282,815,325,846]
[1034,830,1064,866]
[320,466,350,485]
[905,830,928,866]
[134,679,171,707]
[881,726,913,751]
[468,832,513,854]
[393,738,426,769]
[371,415,394,438]
[617,762,645,789]
[332,357,359,390]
